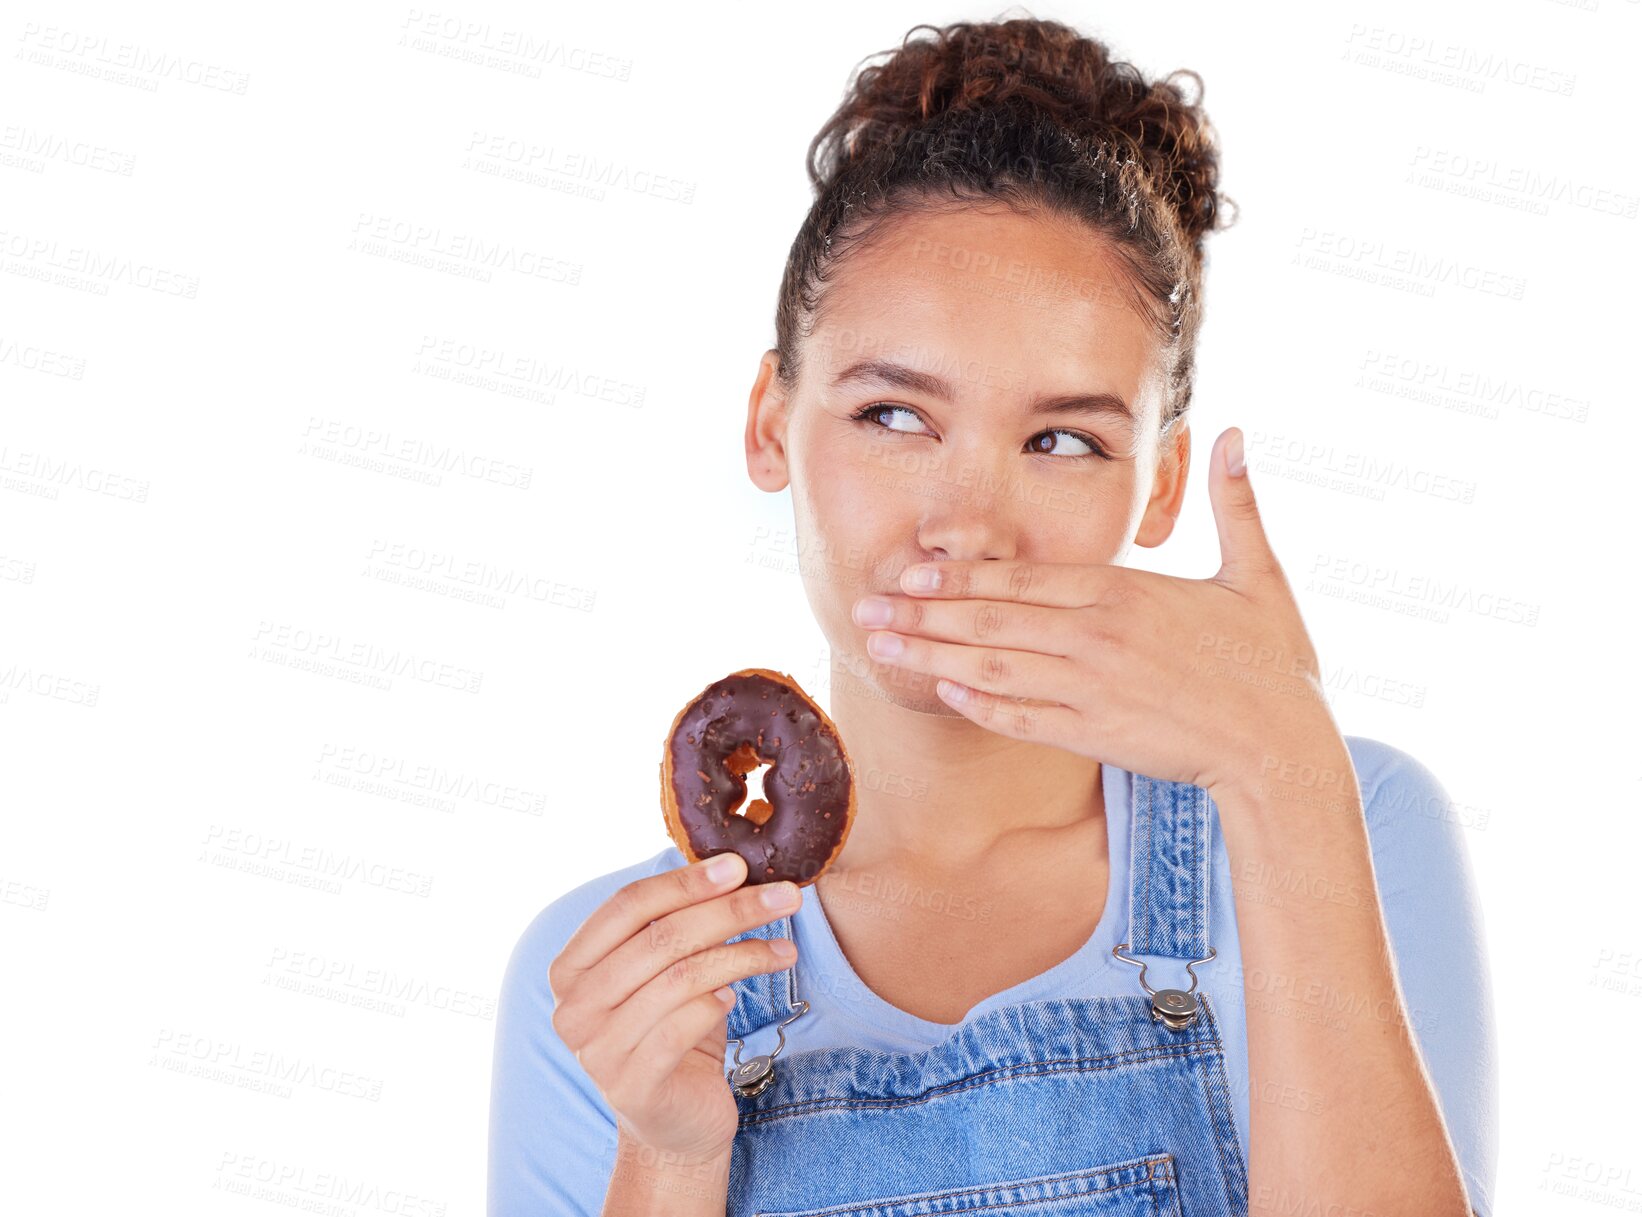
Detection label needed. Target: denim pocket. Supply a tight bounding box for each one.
[754,1153,1181,1217]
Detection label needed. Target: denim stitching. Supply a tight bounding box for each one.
[1136,774,1155,954]
[738,1039,1220,1124]
[1190,785,1204,955]
[754,1154,1174,1217]
[1192,995,1250,1214]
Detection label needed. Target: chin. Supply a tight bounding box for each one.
[856,653,961,717]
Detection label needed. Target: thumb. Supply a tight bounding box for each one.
[1210,427,1280,586]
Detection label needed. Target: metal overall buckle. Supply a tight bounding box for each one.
[1111,943,1217,1030]
[725,928,808,1097]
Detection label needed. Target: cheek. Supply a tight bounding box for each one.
[1034,499,1129,557]
[830,432,949,511]
[796,426,888,520]
[789,438,892,597]
[1080,467,1145,523]
[1008,459,1142,528]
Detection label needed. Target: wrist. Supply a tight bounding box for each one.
[606,1125,733,1215]
[614,1123,734,1174]
[1208,732,1359,818]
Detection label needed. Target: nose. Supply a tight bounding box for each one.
[915,493,1018,564]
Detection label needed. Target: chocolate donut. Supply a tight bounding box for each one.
[660,668,856,886]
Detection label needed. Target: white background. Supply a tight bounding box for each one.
[3,0,1638,1213]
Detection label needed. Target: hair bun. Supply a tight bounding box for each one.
[808,18,1229,250]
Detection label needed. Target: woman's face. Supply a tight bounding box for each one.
[746,203,1191,714]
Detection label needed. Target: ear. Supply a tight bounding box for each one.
[1132,419,1190,549]
[745,349,791,493]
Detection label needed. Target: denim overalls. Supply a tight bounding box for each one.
[719,772,1249,1216]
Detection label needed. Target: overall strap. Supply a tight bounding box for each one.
[1126,773,1214,961]
[723,912,799,1042]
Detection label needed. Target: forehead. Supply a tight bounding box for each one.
[807,204,1161,399]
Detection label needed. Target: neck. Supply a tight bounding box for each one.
[825,657,1105,875]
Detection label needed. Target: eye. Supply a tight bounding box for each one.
[849,404,1111,461]
[1028,429,1111,460]
[849,403,926,434]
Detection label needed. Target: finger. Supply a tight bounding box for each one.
[854,594,1076,655]
[611,987,737,1112]
[593,881,800,1014]
[867,628,1084,707]
[552,852,748,997]
[1210,427,1281,586]
[552,880,798,1050]
[896,558,1119,608]
[594,936,795,1076]
[935,678,1082,747]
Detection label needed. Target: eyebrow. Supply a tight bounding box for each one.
[830,358,1134,423]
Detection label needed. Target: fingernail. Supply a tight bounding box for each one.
[868,633,903,659]
[1226,430,1245,478]
[715,985,736,1005]
[905,565,940,591]
[761,882,798,909]
[853,596,894,627]
[771,939,797,961]
[706,854,742,884]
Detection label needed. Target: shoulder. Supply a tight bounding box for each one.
[1339,732,1458,817]
[1345,733,1445,806]
[1339,734,1490,1000]
[1340,735,1499,1217]
[502,843,689,1001]
[1343,735,1485,898]
[487,844,687,1217]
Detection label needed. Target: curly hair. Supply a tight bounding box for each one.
[773,14,1237,437]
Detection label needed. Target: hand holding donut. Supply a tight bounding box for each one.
[547,852,802,1162]
[850,429,1342,802]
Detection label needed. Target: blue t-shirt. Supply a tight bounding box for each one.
[487,735,1498,1216]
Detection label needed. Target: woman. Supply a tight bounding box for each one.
[489,17,1497,1217]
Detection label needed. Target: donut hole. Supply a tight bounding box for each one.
[724,742,776,828]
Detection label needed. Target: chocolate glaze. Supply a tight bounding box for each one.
[666,672,853,883]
